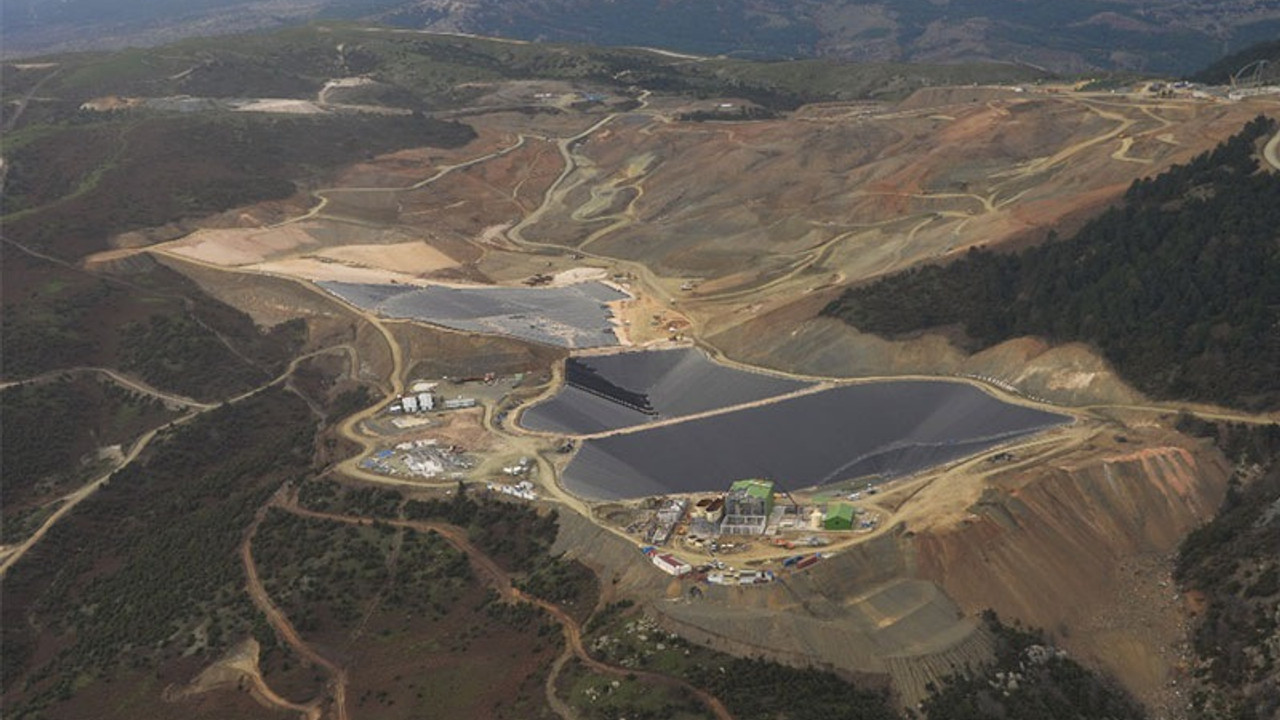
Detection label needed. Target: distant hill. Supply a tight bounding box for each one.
[4,0,1279,74]
[1190,37,1280,84]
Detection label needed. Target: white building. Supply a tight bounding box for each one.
[401,395,419,412]
[652,553,692,577]
[417,392,435,410]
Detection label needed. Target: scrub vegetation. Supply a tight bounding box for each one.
[0,376,175,513]
[0,389,315,718]
[918,612,1147,720]
[1174,419,1280,720]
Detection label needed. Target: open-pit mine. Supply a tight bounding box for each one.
[12,32,1280,719]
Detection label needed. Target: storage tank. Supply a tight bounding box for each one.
[809,508,824,530]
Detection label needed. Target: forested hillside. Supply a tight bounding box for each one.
[823,115,1280,410]
[1173,419,1280,720]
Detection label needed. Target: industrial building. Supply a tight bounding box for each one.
[693,496,725,523]
[824,503,855,531]
[721,479,774,535]
[393,391,437,413]
[648,498,687,545]
[652,553,692,577]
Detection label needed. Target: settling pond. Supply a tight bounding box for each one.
[559,379,1070,501]
[318,280,629,349]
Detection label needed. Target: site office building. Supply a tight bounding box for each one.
[721,479,774,535]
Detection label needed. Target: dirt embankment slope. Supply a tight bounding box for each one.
[555,506,991,707]
[912,427,1230,713]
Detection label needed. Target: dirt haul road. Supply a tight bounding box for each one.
[0,346,351,578]
[276,497,735,720]
[0,422,175,576]
[1265,125,1280,171]
[170,638,319,719]
[242,495,347,720]
[0,365,214,409]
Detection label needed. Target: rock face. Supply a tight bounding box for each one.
[558,428,1230,708]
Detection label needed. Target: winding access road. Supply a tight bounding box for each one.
[1264,125,1280,172]
[0,346,351,578]
[273,497,735,720]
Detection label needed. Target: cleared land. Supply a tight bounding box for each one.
[521,347,811,434]
[319,280,630,348]
[561,380,1070,500]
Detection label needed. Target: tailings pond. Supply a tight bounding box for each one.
[318,281,629,348]
[520,347,812,434]
[561,380,1070,501]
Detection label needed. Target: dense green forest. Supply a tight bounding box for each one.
[1174,420,1280,720]
[823,115,1280,410]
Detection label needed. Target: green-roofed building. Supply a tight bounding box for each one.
[824,503,855,531]
[722,479,774,535]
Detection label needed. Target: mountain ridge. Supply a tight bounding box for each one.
[5,0,1280,75]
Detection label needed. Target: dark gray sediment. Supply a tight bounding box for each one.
[317,281,629,348]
